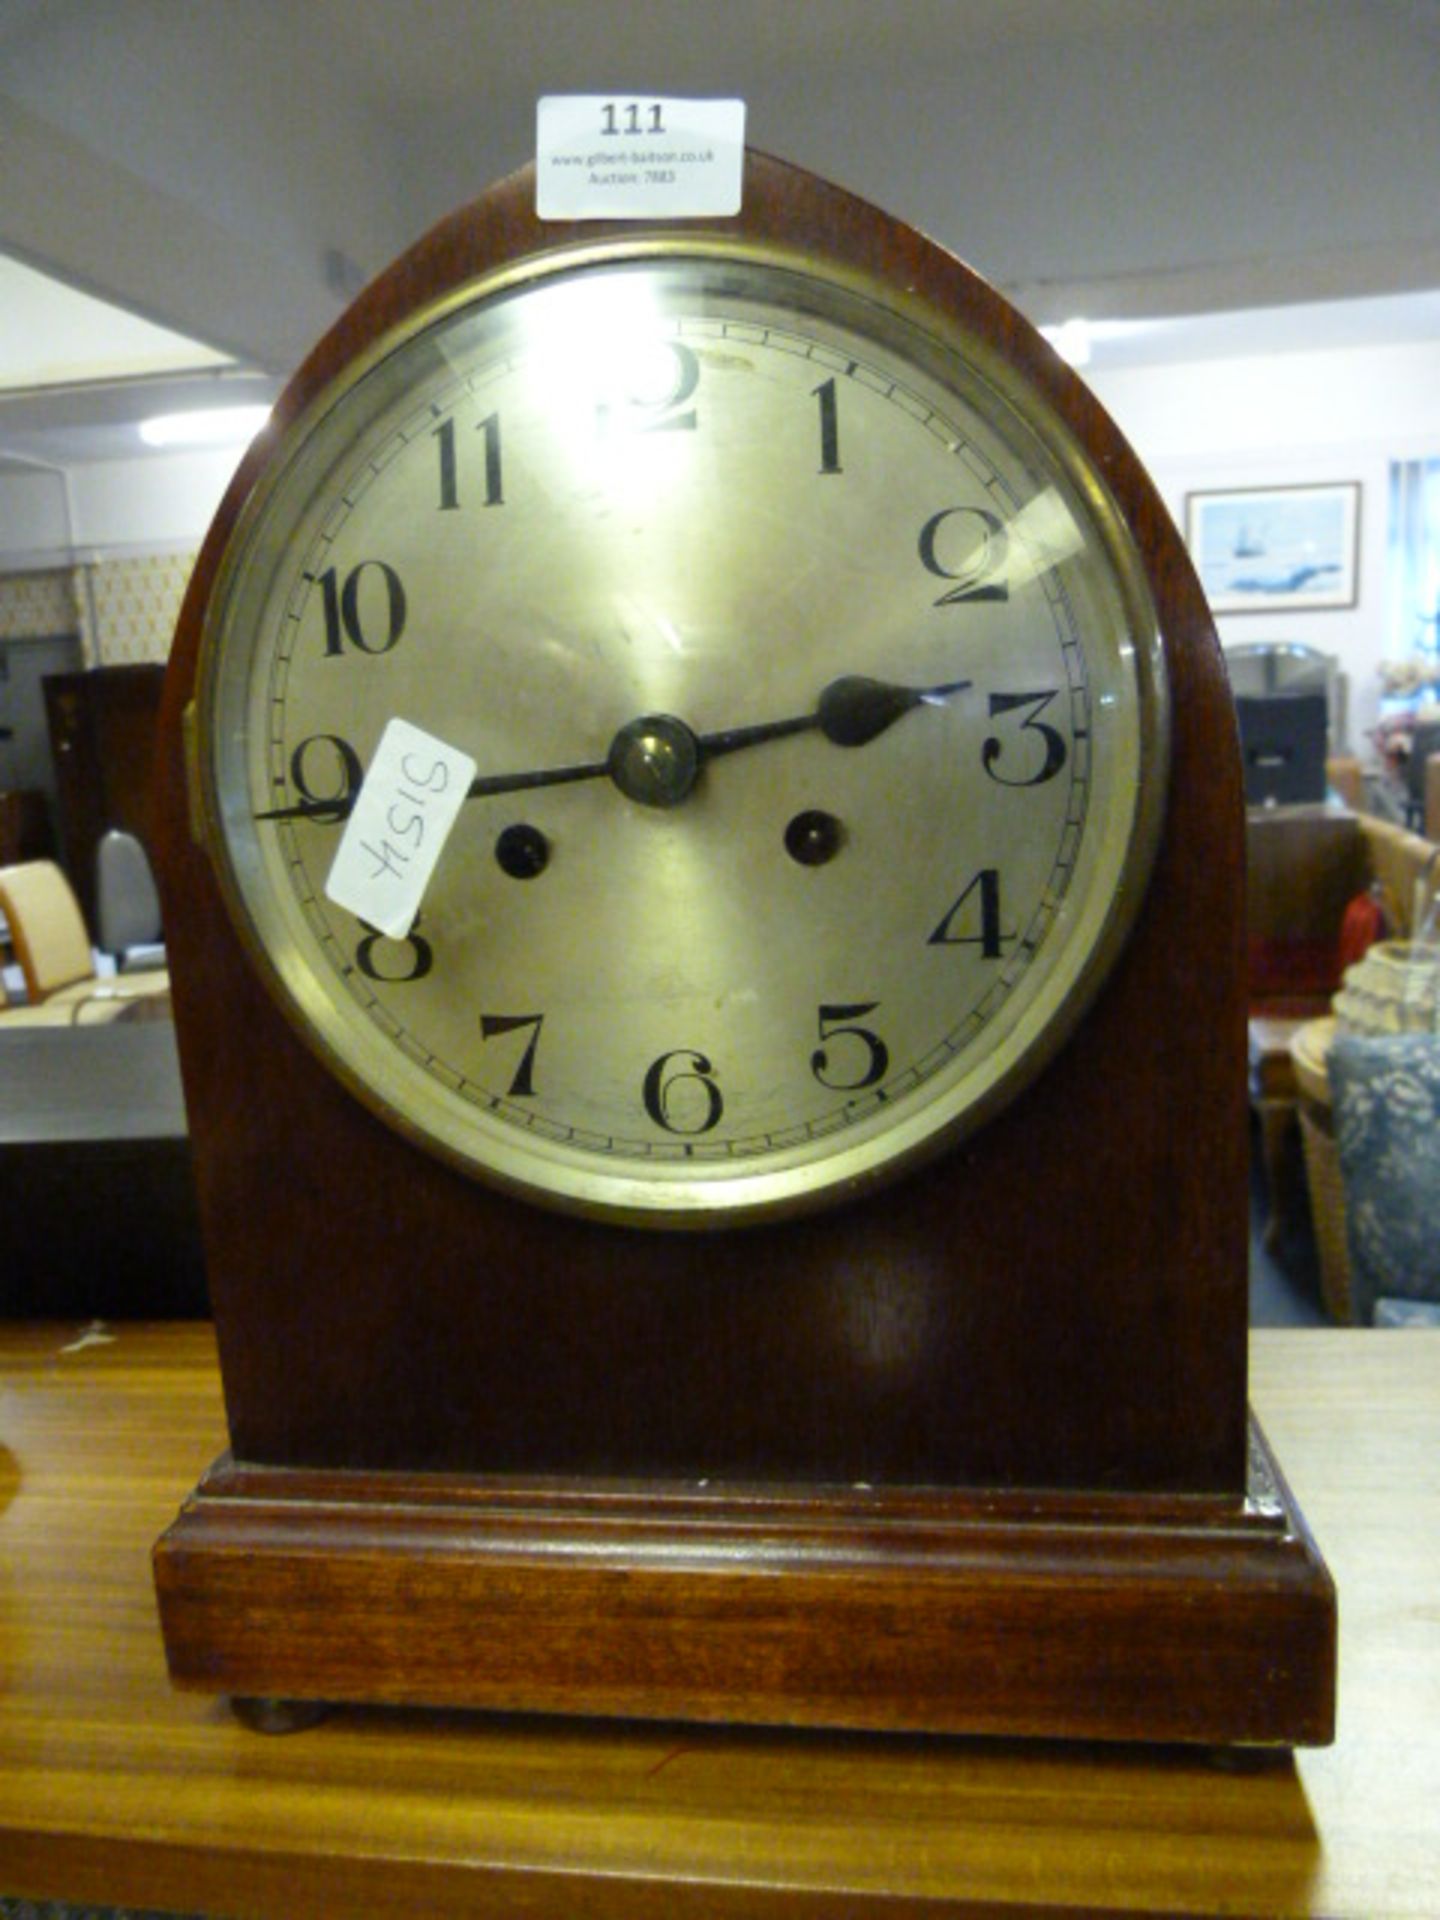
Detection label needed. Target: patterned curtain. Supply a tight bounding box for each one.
[1387,458,1440,685]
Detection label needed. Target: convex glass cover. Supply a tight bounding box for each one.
[200,248,1167,1221]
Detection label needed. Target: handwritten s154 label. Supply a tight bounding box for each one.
[324,718,477,939]
[536,95,745,220]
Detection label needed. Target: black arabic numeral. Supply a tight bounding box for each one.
[433,416,459,510]
[811,1002,889,1091]
[478,411,503,503]
[982,690,1069,787]
[813,376,842,475]
[434,413,503,511]
[642,1048,723,1134]
[287,732,364,823]
[319,560,407,655]
[355,918,434,983]
[479,1013,544,1097]
[917,507,1009,605]
[928,868,1014,958]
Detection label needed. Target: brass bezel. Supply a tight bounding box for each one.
[196,229,1170,1227]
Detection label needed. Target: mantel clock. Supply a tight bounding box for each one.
[152,150,1335,1745]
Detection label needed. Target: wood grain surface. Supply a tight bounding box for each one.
[152,152,1252,1499]
[140,148,1323,1748]
[151,1424,1334,1745]
[1,1323,1435,1918]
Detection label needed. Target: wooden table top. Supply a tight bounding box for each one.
[1,1322,1437,1917]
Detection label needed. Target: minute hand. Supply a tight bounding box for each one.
[470,672,974,804]
[698,673,972,758]
[255,675,970,823]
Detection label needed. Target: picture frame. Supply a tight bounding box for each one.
[1185,482,1360,614]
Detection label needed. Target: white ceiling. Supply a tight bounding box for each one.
[0,253,233,391]
[2,0,1439,468]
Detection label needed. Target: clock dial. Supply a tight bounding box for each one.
[200,248,1167,1221]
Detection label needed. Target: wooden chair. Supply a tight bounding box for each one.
[0,859,169,1025]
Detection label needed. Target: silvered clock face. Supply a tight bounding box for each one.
[199,245,1167,1223]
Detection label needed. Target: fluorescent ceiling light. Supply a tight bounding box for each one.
[139,404,270,449]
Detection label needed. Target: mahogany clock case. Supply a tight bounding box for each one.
[151,151,1335,1746]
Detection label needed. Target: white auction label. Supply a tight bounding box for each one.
[536,95,745,219]
[324,718,477,940]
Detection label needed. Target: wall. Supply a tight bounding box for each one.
[65,448,238,558]
[0,446,240,665]
[0,568,78,641]
[1089,335,1440,753]
[0,462,74,561]
[0,550,198,668]
[5,333,1440,743]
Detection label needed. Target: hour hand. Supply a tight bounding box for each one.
[255,674,972,823]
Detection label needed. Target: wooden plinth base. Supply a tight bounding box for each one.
[153,1412,1335,1747]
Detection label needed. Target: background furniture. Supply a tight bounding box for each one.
[0,789,52,865]
[1,1324,1435,1917]
[0,1022,204,1318]
[1291,1016,1349,1319]
[1247,809,1439,1261]
[0,633,85,855]
[1246,804,1369,1014]
[0,858,95,1009]
[43,663,165,935]
[0,860,168,1022]
[1291,1020,1440,1325]
[1330,1031,1440,1324]
[0,796,54,998]
[1225,640,1345,752]
[1236,692,1328,805]
[1403,718,1440,832]
[95,827,165,971]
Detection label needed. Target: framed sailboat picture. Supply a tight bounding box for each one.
[1186,482,1360,613]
